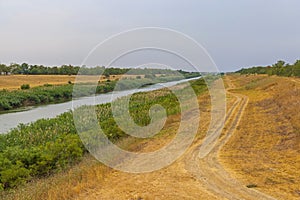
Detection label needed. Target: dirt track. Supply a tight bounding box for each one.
[185,77,276,200]
[77,76,277,200]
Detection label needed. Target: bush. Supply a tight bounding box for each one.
[20,84,30,90]
[0,133,84,188]
[0,160,30,189]
[144,74,156,79]
[0,100,12,110]
[0,81,118,111]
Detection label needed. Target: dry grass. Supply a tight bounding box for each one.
[73,94,214,200]
[0,74,140,90]
[220,74,300,200]
[0,154,109,200]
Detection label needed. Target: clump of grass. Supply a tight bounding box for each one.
[43,83,52,87]
[246,184,258,188]
[20,84,30,90]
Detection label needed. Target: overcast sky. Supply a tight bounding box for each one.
[0,0,299,71]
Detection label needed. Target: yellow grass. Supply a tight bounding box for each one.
[220,74,300,199]
[0,74,140,90]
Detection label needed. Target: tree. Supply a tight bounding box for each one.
[103,71,110,79]
[10,63,21,74]
[272,60,286,75]
[274,60,285,68]
[294,60,300,77]
[236,59,300,77]
[0,64,7,75]
[21,63,29,74]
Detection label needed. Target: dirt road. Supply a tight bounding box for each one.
[185,77,276,200]
[77,76,277,200]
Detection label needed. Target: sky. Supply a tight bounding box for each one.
[0,0,299,72]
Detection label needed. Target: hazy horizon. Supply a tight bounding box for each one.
[1,0,299,72]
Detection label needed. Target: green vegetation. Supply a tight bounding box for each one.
[0,73,200,111]
[0,62,201,77]
[0,84,74,111]
[0,78,207,190]
[20,84,30,90]
[236,60,300,77]
[0,113,83,190]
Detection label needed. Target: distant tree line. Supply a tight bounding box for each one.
[236,60,300,77]
[0,63,79,75]
[0,63,200,77]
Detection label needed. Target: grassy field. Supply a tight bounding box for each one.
[0,74,140,90]
[220,74,300,199]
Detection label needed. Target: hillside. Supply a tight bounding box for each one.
[220,74,300,199]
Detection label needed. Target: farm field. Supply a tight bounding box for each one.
[0,74,138,90]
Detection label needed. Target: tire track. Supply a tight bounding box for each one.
[185,76,277,200]
[78,76,278,199]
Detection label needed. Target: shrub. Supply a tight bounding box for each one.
[0,100,12,110]
[144,74,156,79]
[20,84,30,90]
[0,161,30,189]
[28,95,41,104]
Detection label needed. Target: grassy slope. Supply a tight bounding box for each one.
[220,74,300,199]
